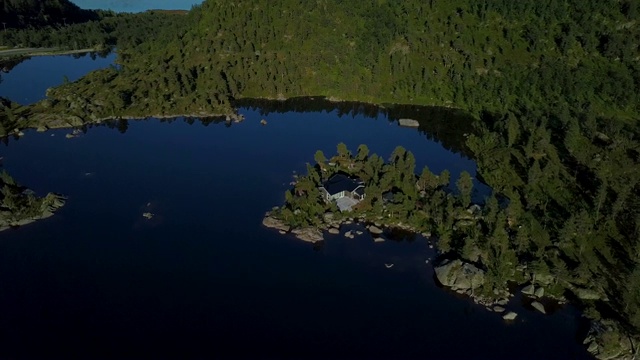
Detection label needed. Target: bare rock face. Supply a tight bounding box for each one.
[368,225,383,235]
[262,215,290,232]
[398,118,420,127]
[522,284,535,295]
[291,227,324,243]
[434,259,485,291]
[531,301,546,314]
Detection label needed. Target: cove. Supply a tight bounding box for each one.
[0,55,592,359]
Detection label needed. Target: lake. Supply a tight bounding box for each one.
[0,54,592,359]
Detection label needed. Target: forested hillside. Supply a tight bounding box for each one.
[0,10,188,50]
[0,0,98,29]
[8,1,640,358]
[44,0,638,119]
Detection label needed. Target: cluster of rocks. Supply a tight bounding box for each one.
[262,212,324,243]
[434,259,518,321]
[263,210,400,244]
[65,129,83,139]
[521,284,548,314]
[225,113,245,124]
[0,193,66,231]
[583,320,638,360]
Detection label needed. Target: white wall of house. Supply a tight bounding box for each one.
[330,191,346,200]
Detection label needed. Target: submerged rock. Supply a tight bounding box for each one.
[434,259,485,291]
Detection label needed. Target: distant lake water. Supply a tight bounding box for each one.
[71,0,203,12]
[0,52,115,105]
[0,54,592,359]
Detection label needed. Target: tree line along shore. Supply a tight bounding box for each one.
[1,1,639,358]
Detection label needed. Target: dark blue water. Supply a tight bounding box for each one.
[0,52,115,104]
[0,55,591,359]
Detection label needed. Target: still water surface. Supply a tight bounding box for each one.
[0,54,591,359]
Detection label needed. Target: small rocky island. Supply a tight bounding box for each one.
[263,143,637,359]
[0,169,65,231]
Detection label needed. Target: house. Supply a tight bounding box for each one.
[319,173,365,211]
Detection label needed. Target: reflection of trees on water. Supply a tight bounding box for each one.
[97,98,475,159]
[235,97,476,158]
[0,56,30,85]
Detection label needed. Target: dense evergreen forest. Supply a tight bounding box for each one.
[0,0,98,29]
[3,0,640,358]
[40,0,639,120]
[0,0,189,55]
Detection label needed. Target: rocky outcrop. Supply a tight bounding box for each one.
[262,214,291,232]
[434,259,485,291]
[0,191,66,231]
[291,227,324,243]
[398,118,419,127]
[583,320,638,360]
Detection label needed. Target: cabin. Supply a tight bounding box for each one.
[319,174,365,211]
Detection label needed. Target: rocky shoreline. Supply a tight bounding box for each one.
[0,193,66,231]
[0,95,245,138]
[0,169,66,232]
[263,209,633,359]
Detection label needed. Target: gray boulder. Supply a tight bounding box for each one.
[534,287,545,298]
[531,301,546,314]
[503,312,518,321]
[328,227,340,235]
[398,118,420,127]
[522,284,535,295]
[434,259,485,291]
[368,225,383,235]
